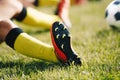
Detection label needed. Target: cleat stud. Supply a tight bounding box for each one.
[55,27,58,31]
[62,34,66,38]
[71,61,74,65]
[59,22,63,25]
[56,34,60,39]
[63,27,66,30]
[68,34,71,37]
[61,44,64,49]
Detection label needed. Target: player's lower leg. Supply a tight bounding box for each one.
[1,19,81,65]
[0,19,58,62]
[5,27,59,62]
[14,7,62,29]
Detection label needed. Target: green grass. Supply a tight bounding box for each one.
[0,0,120,80]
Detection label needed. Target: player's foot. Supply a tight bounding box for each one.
[55,0,72,29]
[50,21,81,66]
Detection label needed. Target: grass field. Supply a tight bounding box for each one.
[0,0,120,80]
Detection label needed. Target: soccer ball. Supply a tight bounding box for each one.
[105,0,120,30]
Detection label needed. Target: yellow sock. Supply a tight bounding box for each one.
[15,7,61,29]
[70,0,75,5]
[5,28,59,62]
[34,0,60,6]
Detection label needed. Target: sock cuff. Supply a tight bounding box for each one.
[15,7,27,21]
[34,0,39,6]
[5,28,23,49]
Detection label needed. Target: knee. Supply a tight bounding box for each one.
[0,19,12,30]
[0,19,16,42]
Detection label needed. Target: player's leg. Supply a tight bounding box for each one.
[0,19,82,65]
[0,0,23,19]
[0,0,81,65]
[15,0,71,29]
[0,0,61,29]
[0,19,16,44]
[14,7,62,29]
[0,19,59,62]
[0,0,59,62]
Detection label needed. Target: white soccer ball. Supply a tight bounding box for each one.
[105,0,120,30]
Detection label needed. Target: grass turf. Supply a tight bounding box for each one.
[0,0,120,80]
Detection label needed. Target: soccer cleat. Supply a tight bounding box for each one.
[55,0,72,29]
[50,21,81,66]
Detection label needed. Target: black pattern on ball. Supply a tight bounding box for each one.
[115,12,120,21]
[113,1,120,5]
[105,10,108,18]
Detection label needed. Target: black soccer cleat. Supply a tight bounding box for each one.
[50,21,81,66]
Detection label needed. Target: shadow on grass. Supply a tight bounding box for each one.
[96,28,120,47]
[96,29,111,38]
[0,60,62,75]
[26,29,49,35]
[96,28,120,38]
